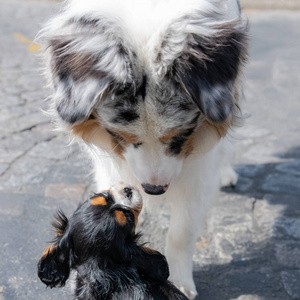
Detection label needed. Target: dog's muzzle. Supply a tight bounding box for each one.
[141,183,169,195]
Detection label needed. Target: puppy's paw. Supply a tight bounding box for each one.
[220,165,238,187]
[178,284,198,300]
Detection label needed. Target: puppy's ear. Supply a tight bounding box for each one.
[156,12,248,123]
[37,211,71,288]
[40,16,134,124]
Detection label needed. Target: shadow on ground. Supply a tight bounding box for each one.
[193,146,300,300]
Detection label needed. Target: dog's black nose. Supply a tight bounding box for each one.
[123,187,132,199]
[141,183,168,195]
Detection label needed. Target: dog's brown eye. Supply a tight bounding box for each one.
[133,142,142,148]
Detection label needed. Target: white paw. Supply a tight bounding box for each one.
[220,165,238,187]
[178,284,198,300]
[171,279,198,300]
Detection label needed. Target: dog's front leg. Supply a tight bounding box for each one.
[165,155,220,299]
[165,197,200,299]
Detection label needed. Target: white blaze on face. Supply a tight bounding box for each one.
[123,141,183,188]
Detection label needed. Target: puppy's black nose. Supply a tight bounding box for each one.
[141,183,168,195]
[123,187,132,199]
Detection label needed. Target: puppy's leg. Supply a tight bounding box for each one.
[165,150,221,299]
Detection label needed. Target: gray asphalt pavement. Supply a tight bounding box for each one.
[0,1,300,299]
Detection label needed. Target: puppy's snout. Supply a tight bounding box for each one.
[123,187,133,199]
[141,183,169,195]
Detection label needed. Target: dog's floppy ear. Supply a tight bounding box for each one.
[138,246,170,281]
[109,208,169,281]
[129,245,170,282]
[156,12,248,123]
[37,211,72,288]
[40,15,134,124]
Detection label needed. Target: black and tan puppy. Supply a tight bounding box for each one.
[37,183,188,300]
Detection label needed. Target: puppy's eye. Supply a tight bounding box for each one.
[123,187,132,199]
[133,142,142,148]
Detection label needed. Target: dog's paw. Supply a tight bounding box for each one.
[171,278,197,300]
[220,165,238,187]
[178,284,198,300]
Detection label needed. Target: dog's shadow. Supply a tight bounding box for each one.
[194,145,300,300]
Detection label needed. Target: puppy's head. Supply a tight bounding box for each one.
[38,184,168,288]
[40,5,248,194]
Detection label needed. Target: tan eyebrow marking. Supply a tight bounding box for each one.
[115,210,127,226]
[91,196,107,206]
[159,128,180,143]
[159,127,196,158]
[178,132,195,158]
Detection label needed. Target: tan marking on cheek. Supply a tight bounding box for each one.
[72,115,112,152]
[115,210,127,226]
[72,115,120,155]
[42,244,55,258]
[91,196,107,206]
[178,133,195,158]
[110,136,125,159]
[131,209,141,227]
[72,117,101,142]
